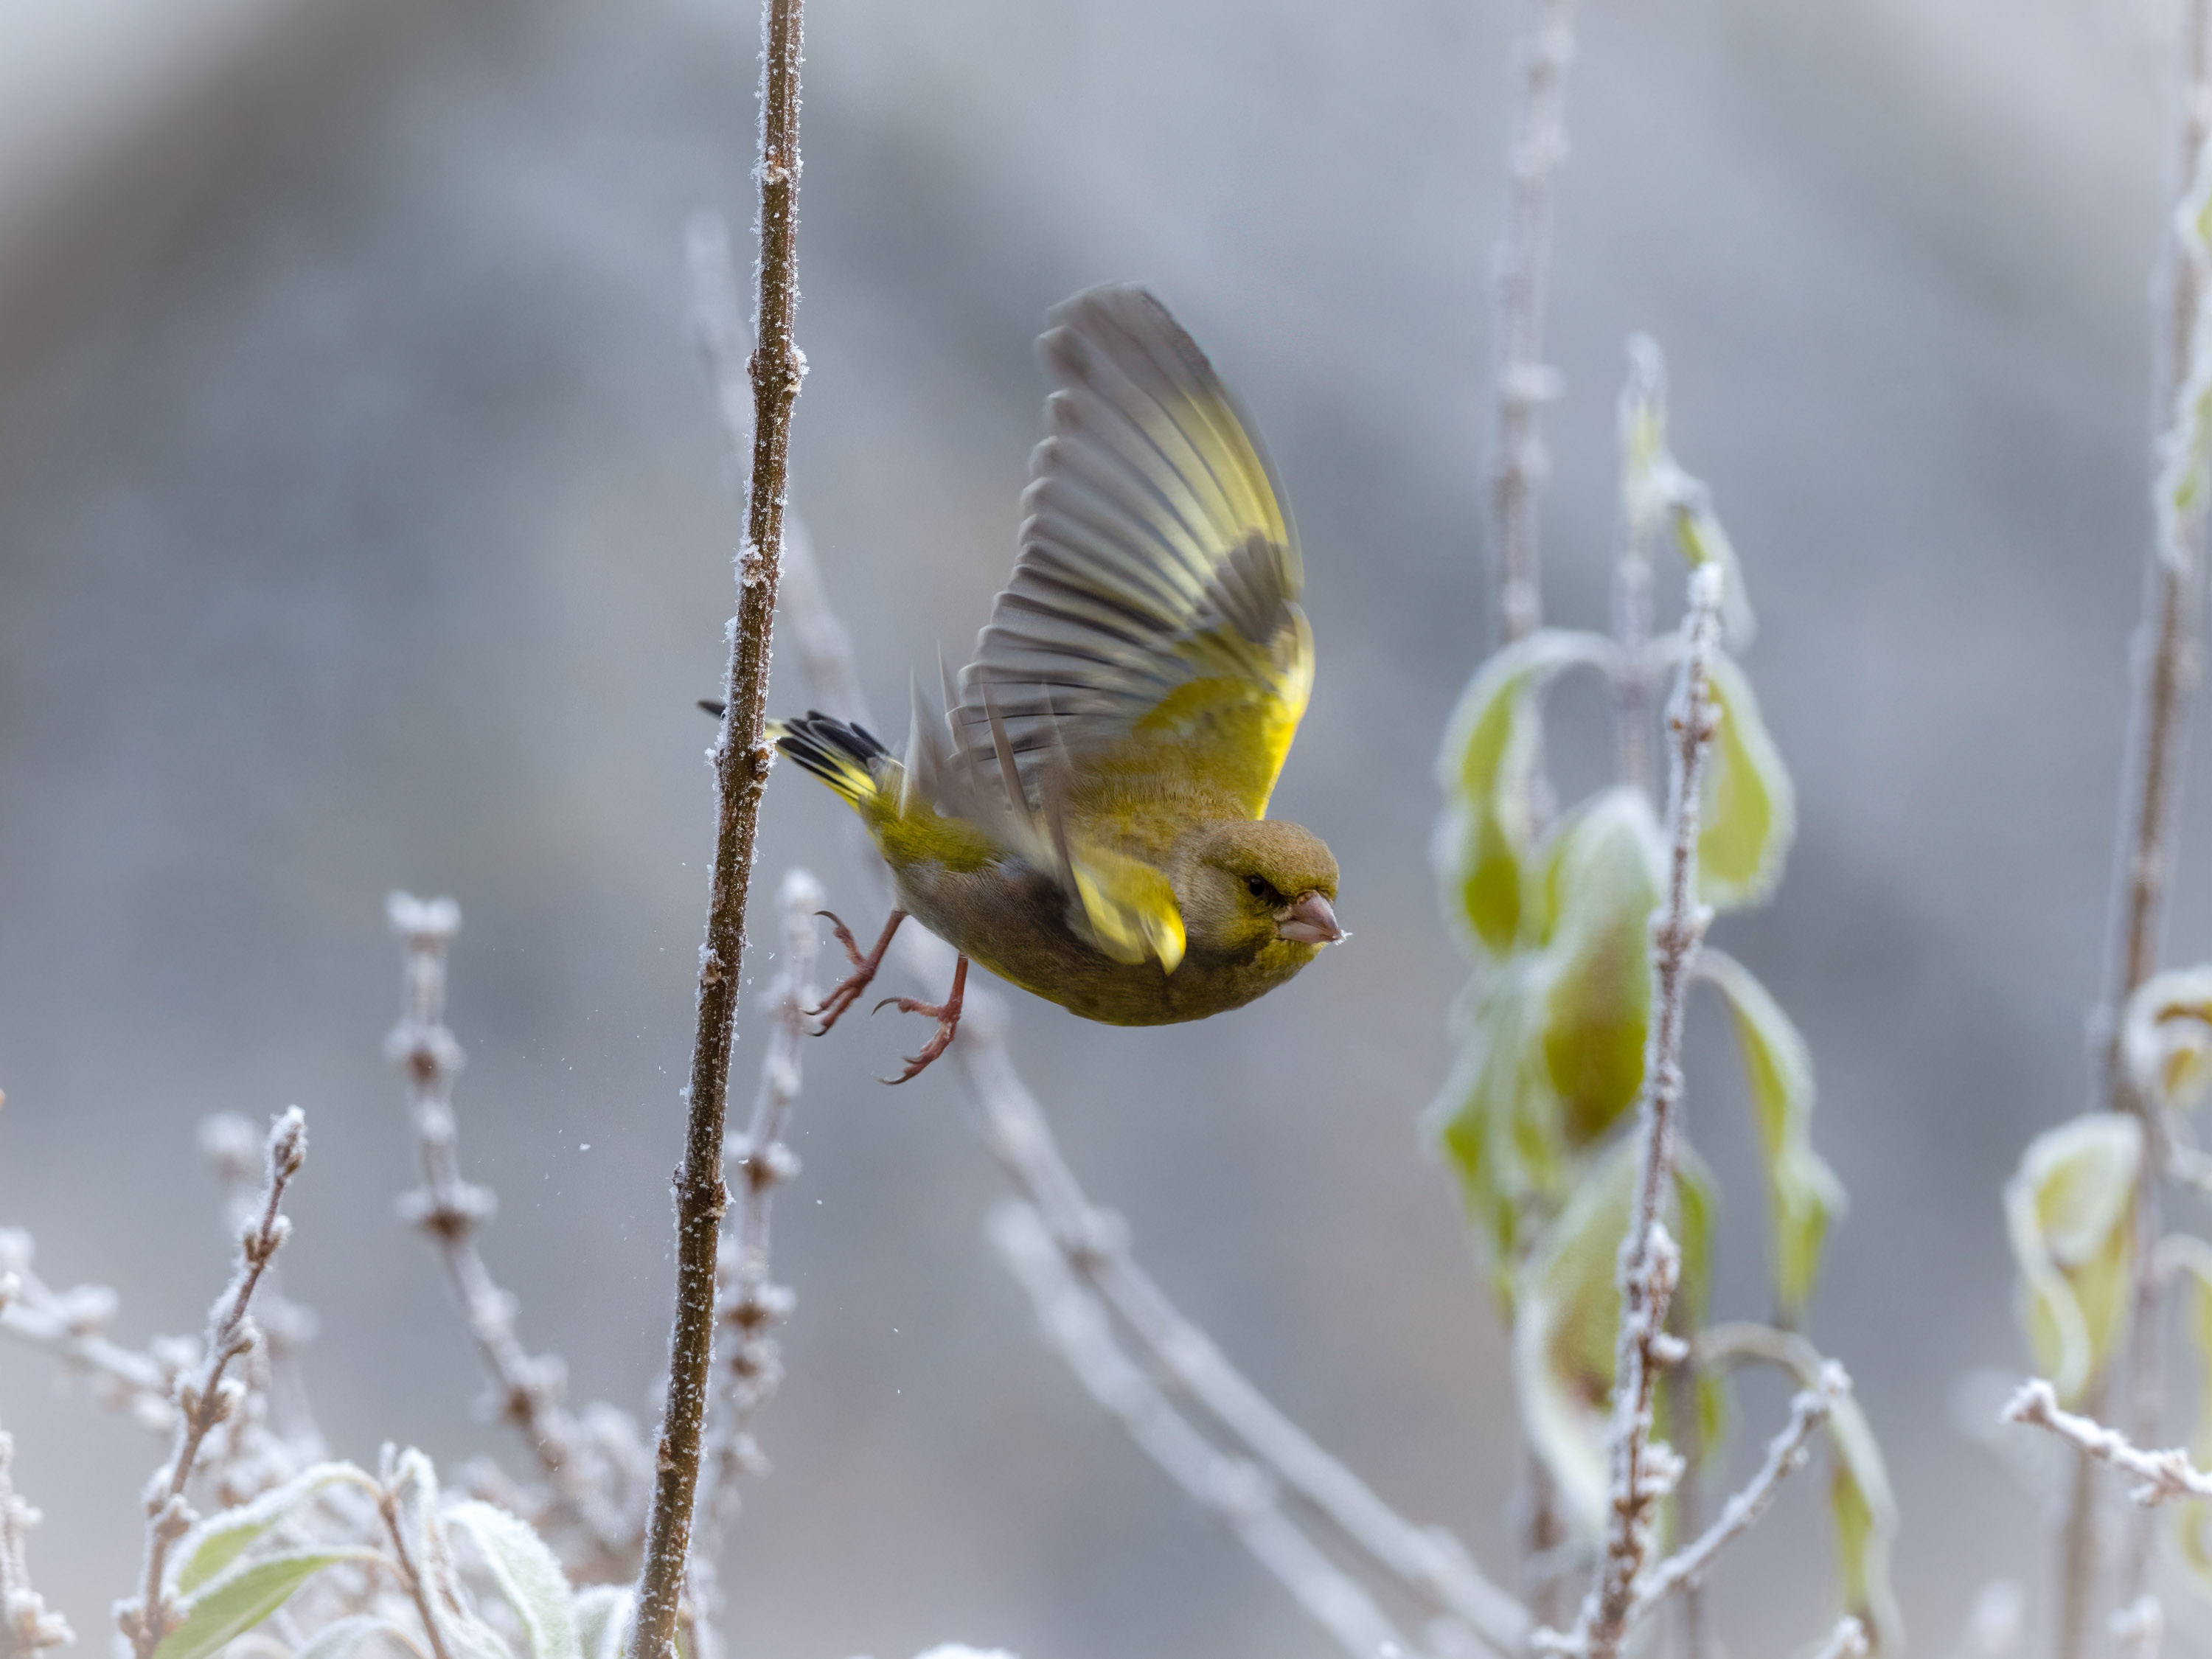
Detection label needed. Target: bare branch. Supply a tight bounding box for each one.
[0,1236,175,1433]
[992,1200,1413,1659]
[1627,1365,1844,1621]
[0,1428,70,1659]
[2004,1378,2212,1504]
[1488,0,1575,643]
[630,0,807,1648]
[384,894,641,1571]
[1557,566,1725,1659]
[118,1109,307,1659]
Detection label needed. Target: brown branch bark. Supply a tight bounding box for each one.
[628,0,805,1649]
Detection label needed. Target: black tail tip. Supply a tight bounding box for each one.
[698,698,727,718]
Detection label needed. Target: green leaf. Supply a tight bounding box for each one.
[173,1461,375,1596]
[1513,1138,1714,1538]
[1699,951,1845,1320]
[2005,1114,2141,1405]
[1434,630,1613,957]
[2160,139,2212,541]
[1533,788,1666,1148]
[1618,336,1756,649]
[1427,965,1563,1289]
[447,1504,580,1659]
[2166,1237,2212,1593]
[154,1551,377,1659]
[2122,966,2212,1113]
[1697,654,1795,911]
[571,1588,634,1659]
[1827,1391,1904,1655]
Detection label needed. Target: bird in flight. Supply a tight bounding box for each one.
[767,285,1342,1080]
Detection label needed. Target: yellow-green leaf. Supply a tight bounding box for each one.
[448,1504,580,1659]
[2005,1114,2141,1406]
[1698,653,1795,911]
[2165,1237,2212,1593]
[1828,1392,1904,1655]
[1618,335,1755,648]
[1700,950,1844,1320]
[1427,967,1563,1289]
[1534,788,1666,1148]
[1513,1138,1714,1538]
[172,1461,374,1596]
[1434,630,1613,957]
[2123,966,2212,1113]
[154,1551,378,1659]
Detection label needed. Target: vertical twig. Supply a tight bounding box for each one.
[630,0,805,1649]
[2079,10,2212,1653]
[118,1110,307,1659]
[1488,0,1575,644]
[0,1427,70,1659]
[384,895,636,1568]
[1562,566,1725,1659]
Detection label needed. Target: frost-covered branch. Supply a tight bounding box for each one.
[1488,0,1575,643]
[2004,1378,2212,1504]
[118,1109,306,1659]
[384,895,641,1571]
[0,1427,69,1659]
[631,0,807,1648]
[992,1200,1413,1659]
[0,1234,175,1433]
[1558,567,1724,1659]
[1626,1364,1844,1622]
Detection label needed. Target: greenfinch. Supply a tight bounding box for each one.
[773,285,1342,1079]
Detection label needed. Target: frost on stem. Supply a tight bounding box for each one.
[117,1108,306,1659]
[0,1430,70,1659]
[384,893,647,1575]
[2004,1377,2212,1505]
[1555,566,1724,1659]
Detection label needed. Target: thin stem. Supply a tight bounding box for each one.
[384,895,636,1568]
[1488,0,1574,644]
[0,1427,70,1659]
[1809,1618,1871,1659]
[993,1200,1415,1659]
[2005,1379,2212,1504]
[630,0,805,1649]
[1627,1366,1843,1624]
[2088,11,2212,1646]
[119,1110,307,1659]
[1565,566,1725,1659]
[0,1243,175,1430]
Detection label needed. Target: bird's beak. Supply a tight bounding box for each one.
[1275,891,1343,945]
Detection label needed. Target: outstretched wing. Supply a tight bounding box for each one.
[951,285,1313,821]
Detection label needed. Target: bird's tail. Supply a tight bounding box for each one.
[771,711,897,810]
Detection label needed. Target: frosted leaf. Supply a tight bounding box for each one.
[1697,653,1795,910]
[1618,335,1756,648]
[2004,1114,2140,1405]
[1699,952,1844,1319]
[1433,628,1613,957]
[2122,966,2212,1111]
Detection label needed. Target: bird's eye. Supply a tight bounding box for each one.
[1245,874,1273,901]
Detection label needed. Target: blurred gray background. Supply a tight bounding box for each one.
[0,0,2192,1653]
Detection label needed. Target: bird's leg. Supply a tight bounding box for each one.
[873,954,968,1085]
[807,908,906,1034]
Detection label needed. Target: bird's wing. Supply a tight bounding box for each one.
[952,285,1313,823]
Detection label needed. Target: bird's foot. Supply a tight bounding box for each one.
[872,956,968,1085]
[808,909,907,1034]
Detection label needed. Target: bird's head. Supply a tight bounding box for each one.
[1174,819,1343,962]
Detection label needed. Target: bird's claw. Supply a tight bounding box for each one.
[805,908,903,1035]
[872,957,968,1085]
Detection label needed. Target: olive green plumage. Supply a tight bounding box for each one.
[773,285,1342,1028]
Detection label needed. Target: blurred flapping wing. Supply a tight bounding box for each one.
[952,285,1314,821]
